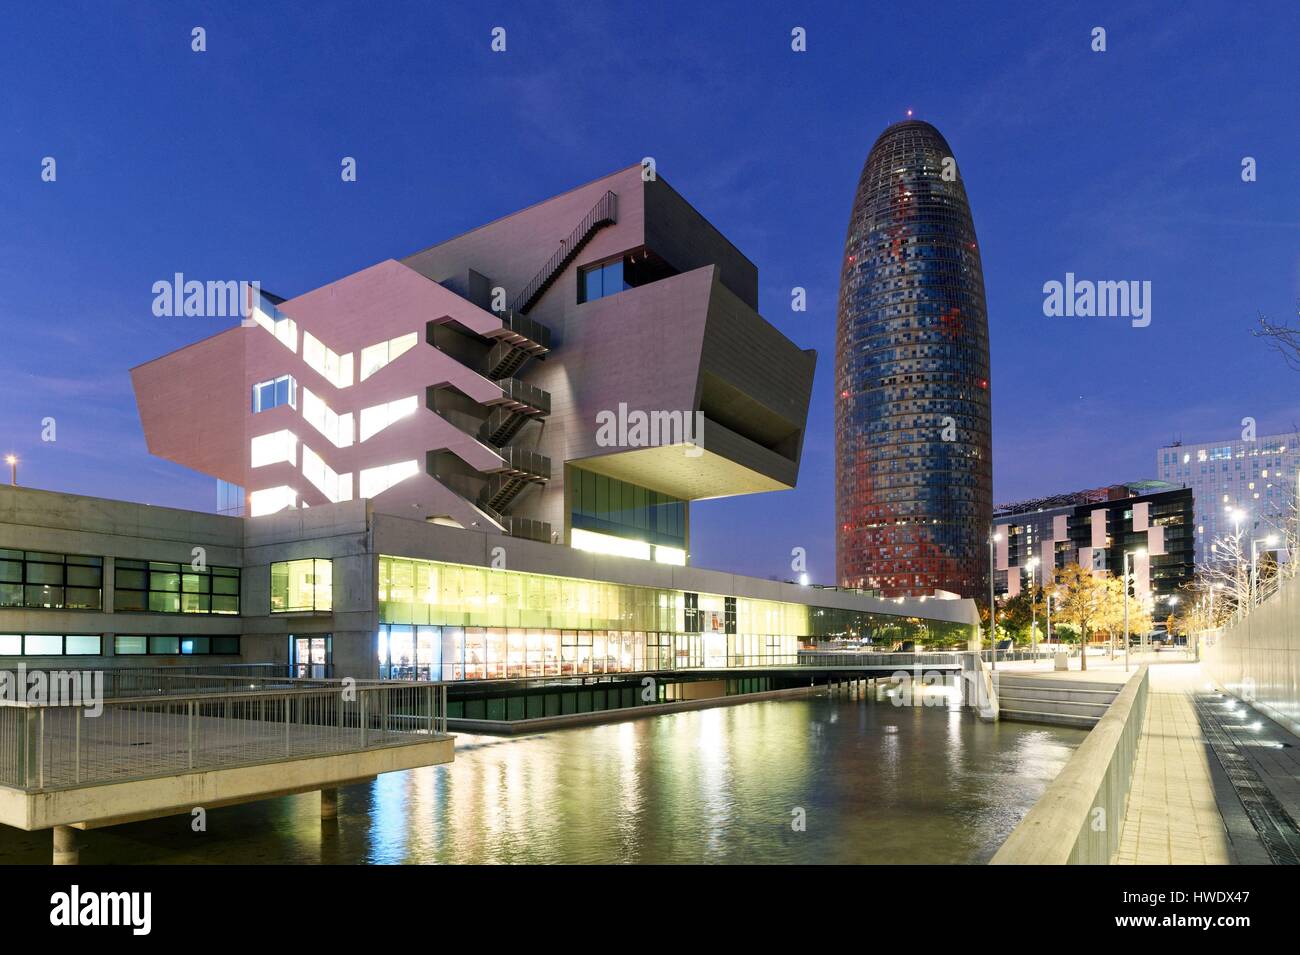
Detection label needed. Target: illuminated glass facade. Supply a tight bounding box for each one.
[376,555,975,680]
[835,119,992,597]
[270,558,332,613]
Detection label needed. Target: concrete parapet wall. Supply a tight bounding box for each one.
[1203,573,1300,737]
[990,666,1148,865]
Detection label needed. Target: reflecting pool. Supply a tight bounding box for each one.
[0,692,1084,864]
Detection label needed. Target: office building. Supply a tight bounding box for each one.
[993,482,1195,609]
[834,119,992,598]
[1156,432,1299,563]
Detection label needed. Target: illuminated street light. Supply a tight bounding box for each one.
[1025,556,1040,657]
[4,454,15,486]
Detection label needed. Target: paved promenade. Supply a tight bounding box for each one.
[1115,663,1233,865]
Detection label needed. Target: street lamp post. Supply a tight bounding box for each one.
[3,454,14,487]
[1025,557,1040,659]
[1045,589,1052,651]
[989,529,1001,670]
[1123,547,1147,672]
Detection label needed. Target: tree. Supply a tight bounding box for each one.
[1096,575,1153,654]
[999,591,1034,639]
[1052,563,1111,670]
[1253,302,1300,371]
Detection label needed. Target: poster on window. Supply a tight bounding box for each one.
[703,610,725,633]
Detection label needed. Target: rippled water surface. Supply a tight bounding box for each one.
[0,694,1085,864]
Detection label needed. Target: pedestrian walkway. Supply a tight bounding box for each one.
[1115,663,1233,865]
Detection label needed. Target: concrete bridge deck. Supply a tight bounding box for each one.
[0,681,455,861]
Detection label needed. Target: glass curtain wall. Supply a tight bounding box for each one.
[376,556,974,680]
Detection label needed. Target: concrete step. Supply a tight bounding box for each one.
[993,684,1119,705]
[999,707,1099,729]
[994,676,1124,695]
[997,695,1110,718]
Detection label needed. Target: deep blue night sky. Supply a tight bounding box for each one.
[1,1,1296,582]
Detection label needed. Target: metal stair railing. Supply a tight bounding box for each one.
[509,190,618,315]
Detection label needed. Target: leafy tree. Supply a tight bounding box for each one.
[1052,563,1110,670]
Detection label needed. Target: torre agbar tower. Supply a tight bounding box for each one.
[835,119,992,598]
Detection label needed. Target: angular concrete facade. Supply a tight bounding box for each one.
[133,165,815,563]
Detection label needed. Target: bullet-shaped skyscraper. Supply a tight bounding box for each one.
[835,119,992,598]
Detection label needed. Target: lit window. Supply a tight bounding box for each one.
[359,460,420,498]
[250,430,298,468]
[301,445,353,503]
[251,298,298,353]
[571,527,651,560]
[301,388,354,448]
[653,544,687,566]
[271,558,332,612]
[302,332,354,388]
[359,396,419,441]
[359,333,418,381]
[249,485,296,516]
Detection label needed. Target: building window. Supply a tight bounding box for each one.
[271,559,333,613]
[249,485,297,516]
[302,331,353,388]
[113,560,240,615]
[112,634,242,655]
[358,460,419,499]
[684,593,701,633]
[0,549,102,611]
[578,259,627,303]
[569,467,686,550]
[359,333,418,381]
[250,430,298,468]
[358,396,419,442]
[251,375,297,413]
[0,634,102,656]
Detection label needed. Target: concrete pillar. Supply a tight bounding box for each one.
[320,787,338,821]
[53,825,79,865]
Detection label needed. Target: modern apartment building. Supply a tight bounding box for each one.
[132,165,816,567]
[992,482,1195,608]
[1156,431,1299,563]
[835,119,992,598]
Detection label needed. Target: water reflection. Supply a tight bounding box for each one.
[0,694,1084,864]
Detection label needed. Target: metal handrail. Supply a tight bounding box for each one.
[510,190,617,314]
[494,377,551,414]
[0,681,449,792]
[0,666,344,700]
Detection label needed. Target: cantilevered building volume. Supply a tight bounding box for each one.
[132,165,816,562]
[835,119,992,598]
[0,165,979,689]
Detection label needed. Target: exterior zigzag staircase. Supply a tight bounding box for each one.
[429,190,618,543]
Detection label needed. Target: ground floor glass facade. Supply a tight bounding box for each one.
[377,625,796,680]
[376,555,974,681]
